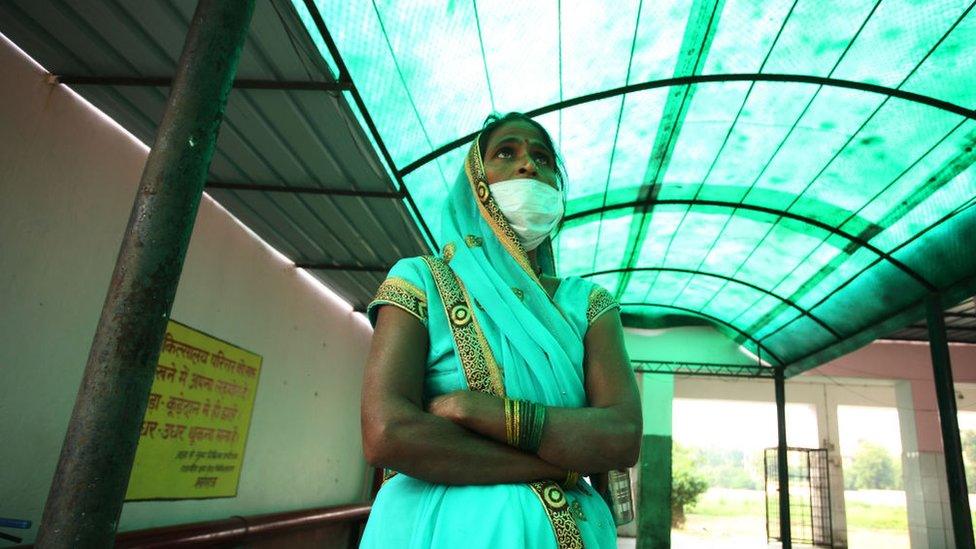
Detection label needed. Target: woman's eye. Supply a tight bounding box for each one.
[533,153,552,166]
[495,147,514,159]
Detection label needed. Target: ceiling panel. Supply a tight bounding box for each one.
[303,0,976,369]
[6,0,974,369]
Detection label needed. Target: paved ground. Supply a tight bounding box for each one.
[618,536,817,548]
[617,513,826,549]
[614,487,914,548]
[619,532,908,548]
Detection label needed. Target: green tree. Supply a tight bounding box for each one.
[695,447,762,490]
[672,443,709,528]
[847,441,900,490]
[962,430,976,494]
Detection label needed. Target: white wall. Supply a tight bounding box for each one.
[0,33,373,543]
[624,325,758,365]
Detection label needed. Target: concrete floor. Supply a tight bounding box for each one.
[617,536,815,548]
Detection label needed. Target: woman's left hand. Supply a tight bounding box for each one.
[427,390,497,424]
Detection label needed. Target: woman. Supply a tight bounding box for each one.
[360,112,642,548]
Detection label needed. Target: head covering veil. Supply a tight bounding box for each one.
[438,135,585,407]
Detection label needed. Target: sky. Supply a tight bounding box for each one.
[672,399,819,451]
[837,405,901,456]
[673,398,976,459]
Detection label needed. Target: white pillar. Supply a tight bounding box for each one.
[815,385,848,547]
[896,380,954,548]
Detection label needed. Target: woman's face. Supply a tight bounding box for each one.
[482,120,559,189]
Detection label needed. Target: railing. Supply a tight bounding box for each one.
[113,503,371,548]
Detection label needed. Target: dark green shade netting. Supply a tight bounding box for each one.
[295,0,976,374]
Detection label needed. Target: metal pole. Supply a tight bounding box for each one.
[926,294,975,549]
[35,1,255,546]
[775,367,792,548]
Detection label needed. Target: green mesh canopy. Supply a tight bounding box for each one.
[295,0,976,375]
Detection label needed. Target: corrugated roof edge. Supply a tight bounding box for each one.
[0,27,366,326]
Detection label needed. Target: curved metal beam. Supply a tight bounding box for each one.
[583,267,840,338]
[399,73,976,176]
[757,200,976,344]
[619,302,784,365]
[564,198,936,292]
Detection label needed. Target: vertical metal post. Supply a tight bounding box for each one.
[775,367,792,548]
[35,1,255,547]
[926,294,975,549]
[636,374,674,549]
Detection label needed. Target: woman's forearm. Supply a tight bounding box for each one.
[364,398,565,485]
[538,405,640,472]
[448,395,640,473]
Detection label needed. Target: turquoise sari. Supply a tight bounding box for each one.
[363,135,619,549]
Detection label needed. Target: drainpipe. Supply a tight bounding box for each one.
[35,1,255,546]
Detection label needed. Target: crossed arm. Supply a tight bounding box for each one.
[360,304,641,486]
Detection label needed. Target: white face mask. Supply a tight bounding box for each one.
[489,178,564,251]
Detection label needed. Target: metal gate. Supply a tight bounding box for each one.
[765,447,833,547]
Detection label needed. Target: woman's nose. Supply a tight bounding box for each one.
[517,155,538,175]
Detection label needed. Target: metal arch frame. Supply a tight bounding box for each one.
[633,360,775,379]
[565,198,936,292]
[757,198,976,345]
[619,301,784,365]
[582,266,840,338]
[399,73,976,177]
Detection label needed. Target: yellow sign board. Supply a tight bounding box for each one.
[125,320,262,500]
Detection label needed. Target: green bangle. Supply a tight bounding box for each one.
[517,399,531,451]
[505,399,547,453]
[525,402,546,453]
[512,400,545,453]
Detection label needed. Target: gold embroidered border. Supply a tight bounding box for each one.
[420,255,583,549]
[464,138,543,289]
[420,256,505,397]
[528,482,584,549]
[587,285,620,326]
[370,277,428,326]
